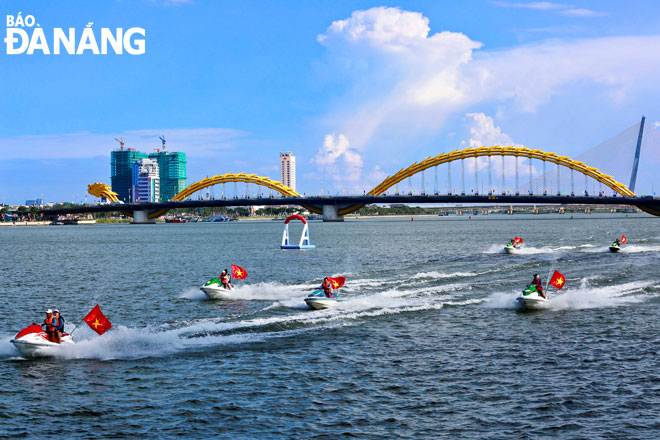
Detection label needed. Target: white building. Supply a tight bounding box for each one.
[280,152,296,191]
[131,158,160,202]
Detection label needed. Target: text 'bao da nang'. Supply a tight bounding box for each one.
[5,14,145,55]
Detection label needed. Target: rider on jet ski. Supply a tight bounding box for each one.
[219,269,232,290]
[41,309,61,343]
[531,274,546,299]
[612,238,621,247]
[322,277,333,298]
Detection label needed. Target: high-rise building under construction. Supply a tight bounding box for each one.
[111,149,148,202]
[148,151,187,201]
[110,137,187,202]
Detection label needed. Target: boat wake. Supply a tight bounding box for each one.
[483,279,658,310]
[410,271,479,280]
[180,281,313,302]
[484,244,568,255]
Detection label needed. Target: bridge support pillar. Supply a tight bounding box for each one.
[132,210,156,224]
[322,205,344,222]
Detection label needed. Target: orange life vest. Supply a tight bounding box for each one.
[45,315,58,330]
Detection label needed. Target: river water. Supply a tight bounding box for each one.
[1,214,659,439]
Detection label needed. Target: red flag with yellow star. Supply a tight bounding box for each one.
[231,264,248,280]
[327,277,346,289]
[83,304,112,335]
[621,235,627,244]
[548,270,566,290]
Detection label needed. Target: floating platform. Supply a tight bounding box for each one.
[281,215,315,250]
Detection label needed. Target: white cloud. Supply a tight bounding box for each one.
[317,7,482,150]
[311,133,389,191]
[316,6,659,155]
[462,113,538,177]
[561,8,607,17]
[313,134,363,184]
[495,2,567,11]
[464,112,516,148]
[0,127,248,160]
[493,2,606,17]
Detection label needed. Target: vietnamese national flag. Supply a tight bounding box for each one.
[514,237,523,244]
[327,277,346,289]
[548,270,566,290]
[83,304,112,335]
[231,264,248,279]
[621,235,627,244]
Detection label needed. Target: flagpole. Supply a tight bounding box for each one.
[545,270,553,297]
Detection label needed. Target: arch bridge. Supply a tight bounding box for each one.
[79,146,660,222]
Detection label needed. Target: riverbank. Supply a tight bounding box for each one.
[0,220,97,226]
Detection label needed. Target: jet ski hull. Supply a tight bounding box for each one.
[10,332,74,358]
[200,284,234,299]
[516,293,548,310]
[304,297,340,310]
[504,244,524,254]
[516,284,548,310]
[609,246,621,253]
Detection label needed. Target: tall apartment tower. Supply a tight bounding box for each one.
[279,152,296,191]
[131,158,160,202]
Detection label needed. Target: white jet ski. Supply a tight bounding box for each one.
[504,242,524,254]
[609,243,622,253]
[516,285,548,310]
[10,324,74,358]
[200,277,234,299]
[304,290,342,310]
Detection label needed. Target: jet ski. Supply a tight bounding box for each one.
[515,285,548,310]
[609,243,622,253]
[504,242,524,254]
[304,290,342,310]
[10,324,74,358]
[200,277,234,299]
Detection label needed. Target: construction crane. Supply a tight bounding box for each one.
[114,137,125,151]
[159,135,166,151]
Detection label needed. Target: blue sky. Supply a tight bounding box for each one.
[2,0,660,203]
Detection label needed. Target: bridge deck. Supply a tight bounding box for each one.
[40,194,659,216]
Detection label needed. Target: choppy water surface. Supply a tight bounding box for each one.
[1,214,659,439]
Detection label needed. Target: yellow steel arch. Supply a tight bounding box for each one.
[337,145,634,216]
[87,174,300,219]
[87,183,120,203]
[172,173,300,201]
[370,146,634,196]
[147,173,301,219]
